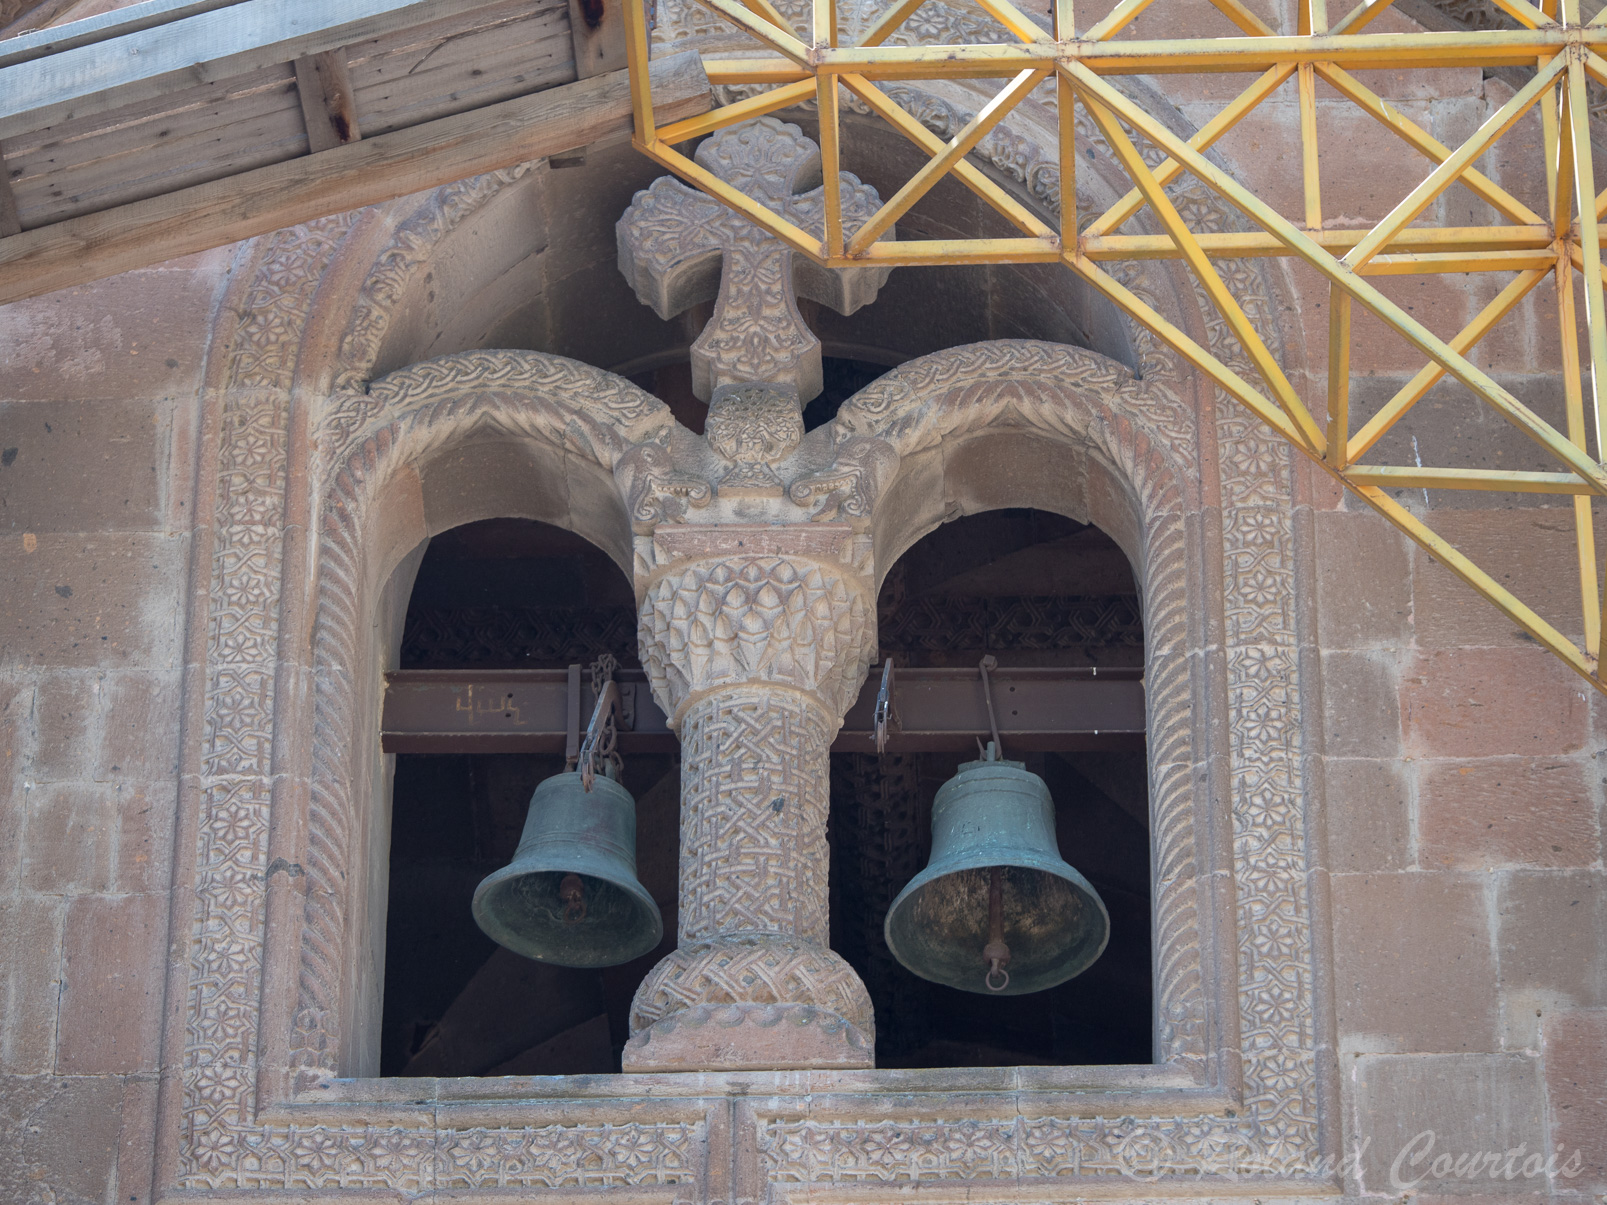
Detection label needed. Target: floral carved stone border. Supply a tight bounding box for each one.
[167,77,1327,1203]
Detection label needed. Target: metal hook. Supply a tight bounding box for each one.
[873,658,896,754]
[978,654,1003,760]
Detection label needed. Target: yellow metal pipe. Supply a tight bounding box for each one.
[625,0,656,144]
[1316,63,1544,228]
[1064,62,1607,496]
[1327,286,1351,469]
[1343,54,1565,269]
[1347,267,1549,461]
[1067,250,1315,450]
[1082,226,1560,258]
[636,139,826,258]
[838,74,1056,240]
[848,68,1047,254]
[1556,255,1602,656]
[1353,487,1597,683]
[701,58,812,84]
[690,0,812,63]
[655,79,818,144]
[973,0,1057,42]
[851,237,1062,263]
[1344,467,1595,492]
[1568,57,1607,459]
[1299,63,1323,232]
[857,0,929,45]
[1211,0,1276,35]
[1083,65,1294,239]
[1084,0,1161,41]
[1081,88,1327,453]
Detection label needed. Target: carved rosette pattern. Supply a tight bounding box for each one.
[183,215,356,1188]
[169,25,1324,1192]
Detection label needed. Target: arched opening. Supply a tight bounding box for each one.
[829,507,1153,1068]
[378,517,679,1076]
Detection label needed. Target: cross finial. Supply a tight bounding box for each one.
[617,117,891,404]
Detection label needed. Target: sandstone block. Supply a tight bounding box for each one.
[96,671,181,782]
[0,533,187,669]
[1419,758,1598,869]
[113,782,177,895]
[1402,647,1588,758]
[29,670,98,782]
[0,1074,123,1205]
[1413,507,1602,648]
[0,399,169,533]
[1332,871,1495,1052]
[1542,1008,1607,1191]
[1352,1052,1547,1195]
[0,895,62,1073]
[118,1073,161,1205]
[1315,509,1411,648]
[21,782,115,894]
[1322,649,1402,758]
[57,893,167,1074]
[1324,758,1411,872]
[0,269,213,402]
[1498,871,1606,1007]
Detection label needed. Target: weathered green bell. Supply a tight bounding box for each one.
[883,749,1109,995]
[472,767,663,968]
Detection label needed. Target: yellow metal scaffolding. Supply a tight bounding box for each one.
[625,0,1607,694]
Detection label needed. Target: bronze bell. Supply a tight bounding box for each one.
[883,745,1110,995]
[472,765,663,968]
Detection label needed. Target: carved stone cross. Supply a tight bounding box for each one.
[617,117,891,403]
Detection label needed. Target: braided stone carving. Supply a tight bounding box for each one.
[626,526,879,1071]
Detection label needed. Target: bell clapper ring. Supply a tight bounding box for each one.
[983,865,1010,991]
[874,658,896,755]
[978,655,1003,761]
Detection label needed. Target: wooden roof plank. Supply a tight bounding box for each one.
[0,50,712,307]
[0,0,505,141]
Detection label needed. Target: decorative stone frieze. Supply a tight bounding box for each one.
[160,18,1335,1196]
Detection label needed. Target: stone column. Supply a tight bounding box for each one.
[623,523,877,1071]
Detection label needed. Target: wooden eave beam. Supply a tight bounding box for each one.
[0,51,711,308]
[0,0,499,140]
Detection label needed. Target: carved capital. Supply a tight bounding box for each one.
[638,525,876,727]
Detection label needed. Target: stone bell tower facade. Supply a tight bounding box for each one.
[5,0,1605,1200]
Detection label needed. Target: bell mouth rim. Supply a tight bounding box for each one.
[471,864,664,969]
[882,856,1112,995]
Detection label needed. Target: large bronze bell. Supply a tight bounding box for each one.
[883,746,1110,995]
[472,765,663,968]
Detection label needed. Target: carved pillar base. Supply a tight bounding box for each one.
[623,935,874,1071]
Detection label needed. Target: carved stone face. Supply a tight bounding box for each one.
[705,383,805,467]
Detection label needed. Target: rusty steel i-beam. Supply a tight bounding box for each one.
[623,0,1607,696]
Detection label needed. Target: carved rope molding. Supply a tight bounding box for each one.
[291,350,673,1084]
[832,339,1207,1075]
[173,73,1318,1202]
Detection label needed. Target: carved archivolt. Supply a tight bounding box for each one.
[168,36,1321,1194]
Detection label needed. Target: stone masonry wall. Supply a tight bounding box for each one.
[0,248,230,1205]
[2,8,1606,1194]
